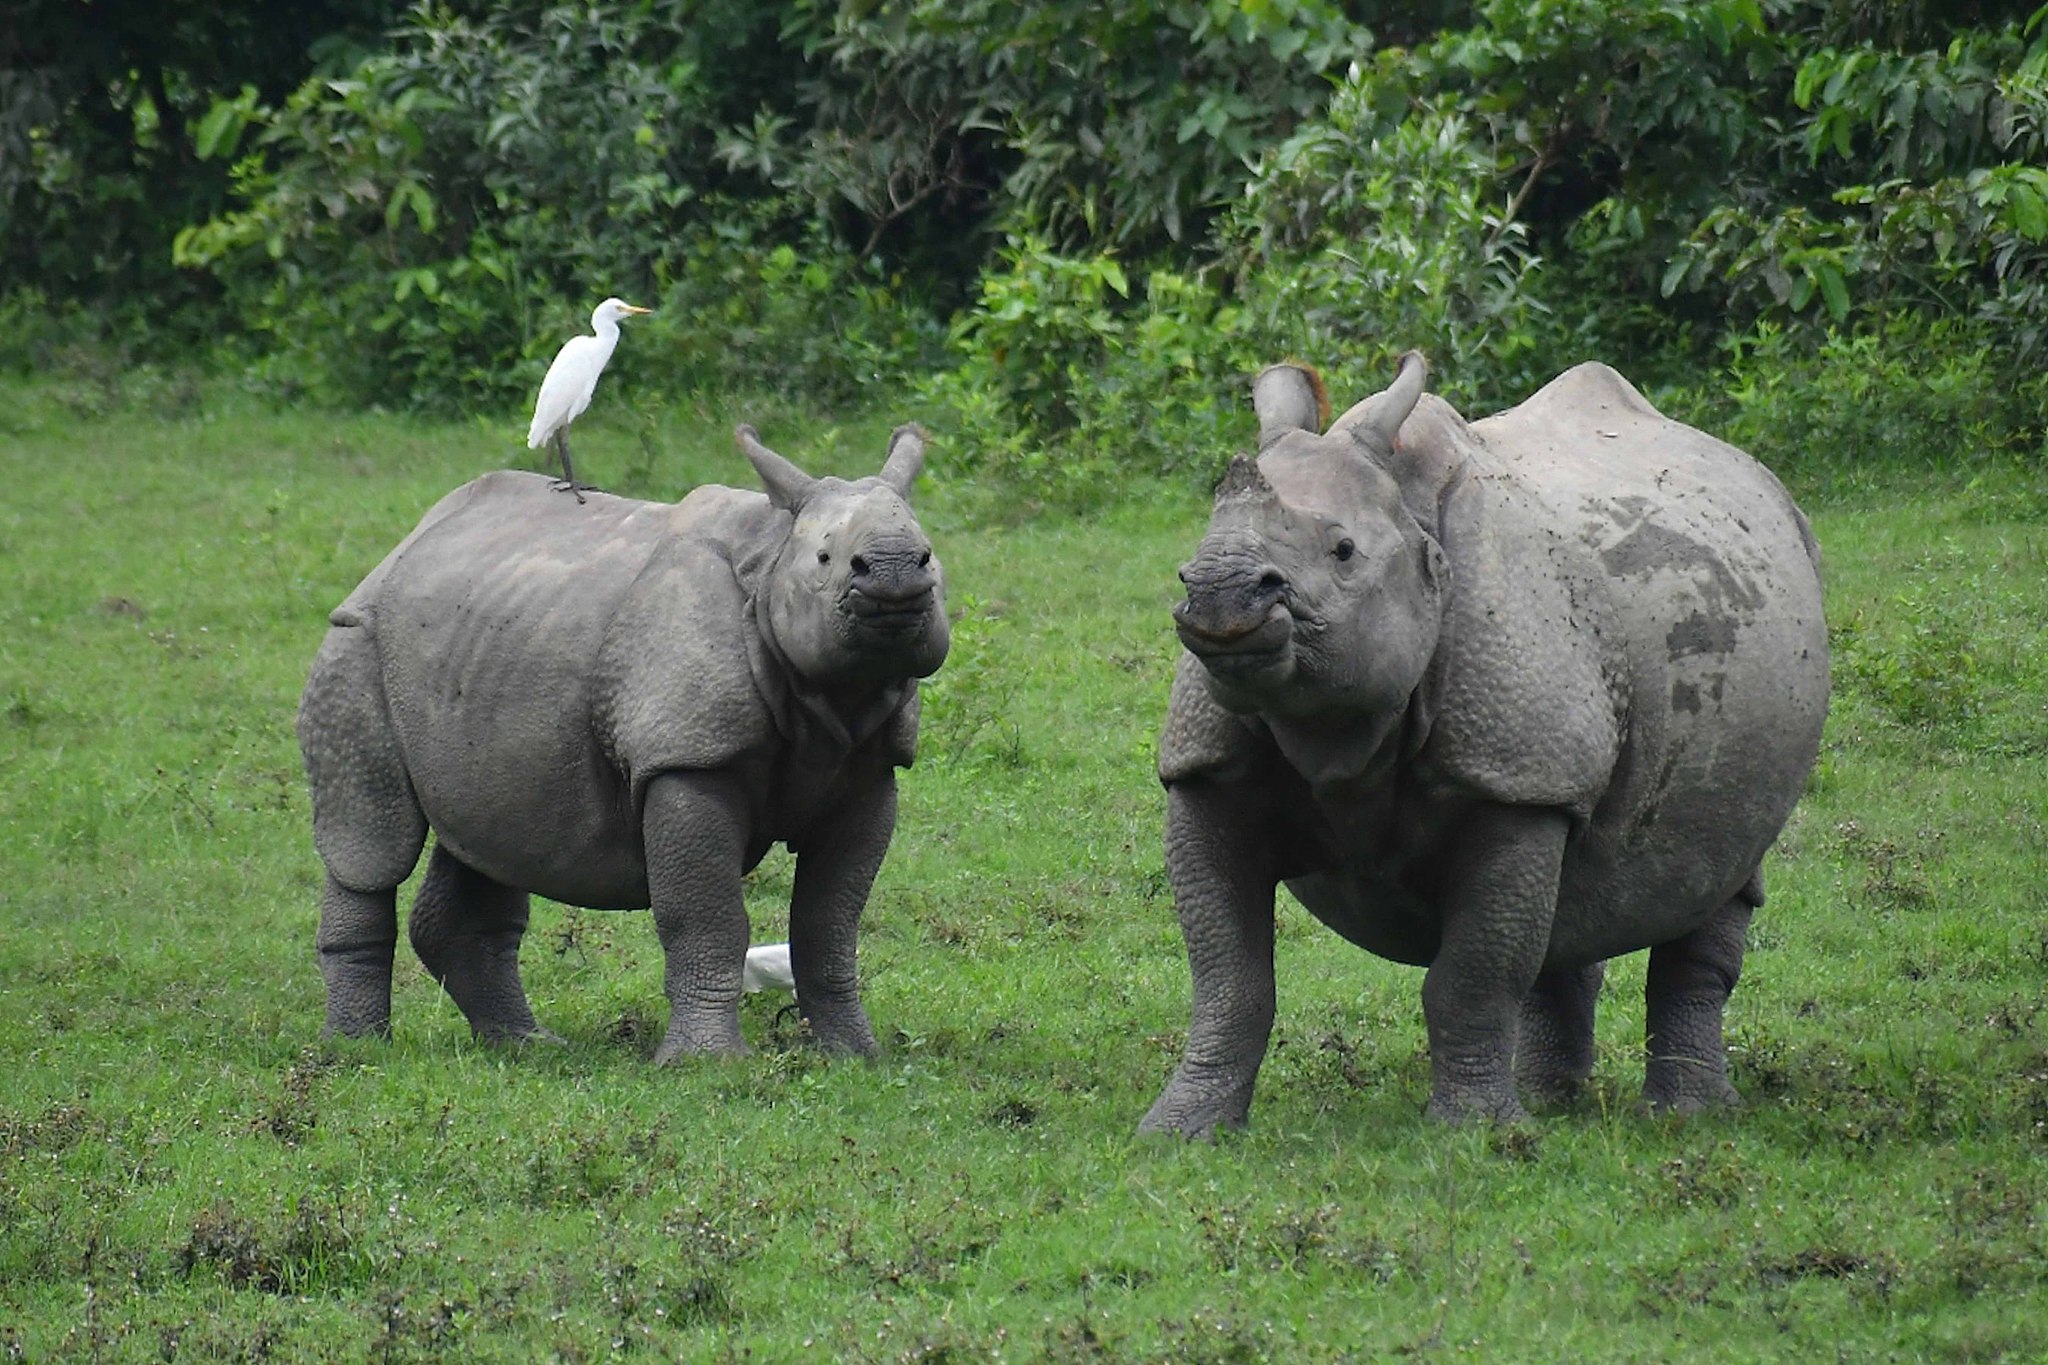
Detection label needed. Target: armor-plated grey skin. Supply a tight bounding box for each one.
[298,424,948,1060]
[1142,353,1828,1137]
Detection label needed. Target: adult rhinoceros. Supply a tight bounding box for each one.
[1142,354,1827,1136]
[298,425,947,1060]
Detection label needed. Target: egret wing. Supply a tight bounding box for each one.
[527,335,602,448]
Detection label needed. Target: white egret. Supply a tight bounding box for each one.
[742,943,795,993]
[526,296,652,502]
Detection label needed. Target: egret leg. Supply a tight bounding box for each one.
[550,432,587,504]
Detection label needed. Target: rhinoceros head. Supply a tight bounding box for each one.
[736,423,950,690]
[1175,351,1448,719]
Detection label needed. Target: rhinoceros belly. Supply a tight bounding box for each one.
[1285,870,1442,966]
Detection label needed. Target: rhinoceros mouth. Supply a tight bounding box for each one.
[847,589,935,629]
[1175,607,1293,664]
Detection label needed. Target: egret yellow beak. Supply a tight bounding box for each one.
[623,304,653,315]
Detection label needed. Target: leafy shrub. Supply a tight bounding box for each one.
[1836,594,1987,735]
[1220,93,1553,414]
[643,204,946,410]
[173,0,796,410]
[920,89,1562,501]
[1661,318,2047,490]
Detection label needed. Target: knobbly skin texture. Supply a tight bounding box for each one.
[298,425,949,1061]
[1142,354,1828,1137]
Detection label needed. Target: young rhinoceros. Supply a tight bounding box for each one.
[1142,354,1828,1137]
[298,424,948,1060]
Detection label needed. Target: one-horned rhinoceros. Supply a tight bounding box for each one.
[1141,353,1827,1137]
[298,424,948,1059]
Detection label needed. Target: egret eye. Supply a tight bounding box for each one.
[1334,538,1356,562]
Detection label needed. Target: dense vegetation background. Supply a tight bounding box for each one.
[6,0,2047,493]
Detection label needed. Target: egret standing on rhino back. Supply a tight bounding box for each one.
[527,296,652,503]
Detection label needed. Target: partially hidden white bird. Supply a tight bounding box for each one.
[742,943,795,994]
[526,296,652,503]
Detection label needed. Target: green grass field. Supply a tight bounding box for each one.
[2,376,2044,1361]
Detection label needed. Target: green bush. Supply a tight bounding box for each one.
[642,206,946,410]
[173,0,796,410]
[1660,318,2047,490]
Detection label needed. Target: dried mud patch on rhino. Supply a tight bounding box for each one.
[1666,609,1739,661]
[1593,502,1766,616]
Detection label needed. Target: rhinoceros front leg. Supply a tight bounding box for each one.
[787,774,895,1056]
[1139,779,1279,1138]
[1421,803,1570,1125]
[643,769,752,1060]
[408,842,558,1045]
[1642,874,1758,1112]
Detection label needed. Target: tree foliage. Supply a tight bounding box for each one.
[0,0,393,336]
[6,0,2046,490]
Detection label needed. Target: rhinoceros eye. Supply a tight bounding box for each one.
[1334,538,1356,562]
[817,550,831,564]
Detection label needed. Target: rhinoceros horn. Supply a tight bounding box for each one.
[1329,350,1429,457]
[1252,363,1330,446]
[1214,453,1275,501]
[879,424,927,497]
[735,424,818,511]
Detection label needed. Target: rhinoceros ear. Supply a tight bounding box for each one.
[735,424,817,511]
[1252,363,1329,446]
[1329,350,1428,457]
[878,423,927,497]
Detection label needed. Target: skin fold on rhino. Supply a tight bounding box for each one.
[298,424,948,1061]
[1142,353,1828,1137]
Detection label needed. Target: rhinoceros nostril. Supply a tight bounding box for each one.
[1257,569,1286,595]
[850,554,869,576]
[917,549,932,567]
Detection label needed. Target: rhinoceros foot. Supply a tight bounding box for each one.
[1423,1086,1531,1127]
[477,1023,567,1048]
[1137,1069,1256,1141]
[1642,1066,1742,1115]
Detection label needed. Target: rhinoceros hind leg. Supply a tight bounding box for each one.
[1515,961,1605,1108]
[408,842,558,1044]
[318,876,398,1039]
[1642,875,1759,1112]
[302,624,427,1039]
